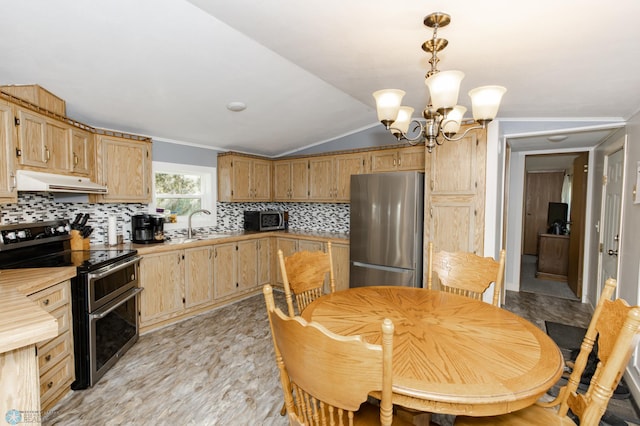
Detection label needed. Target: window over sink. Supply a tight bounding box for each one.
[152,161,216,229]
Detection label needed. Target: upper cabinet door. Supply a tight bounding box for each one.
[70,127,93,176]
[334,153,367,202]
[0,102,17,202]
[15,108,47,168]
[308,157,333,201]
[252,158,272,201]
[96,135,151,203]
[45,118,71,172]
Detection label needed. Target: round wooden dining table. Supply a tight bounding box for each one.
[301,286,564,417]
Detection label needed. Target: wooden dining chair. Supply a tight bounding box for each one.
[427,242,506,306]
[278,241,336,317]
[262,284,410,426]
[454,278,640,426]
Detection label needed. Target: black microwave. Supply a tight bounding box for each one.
[243,210,287,231]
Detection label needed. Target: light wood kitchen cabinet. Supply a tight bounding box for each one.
[308,152,367,202]
[27,280,75,412]
[257,237,271,287]
[184,246,214,308]
[424,127,486,262]
[95,134,152,203]
[298,239,324,252]
[15,107,47,168]
[139,251,185,326]
[0,101,17,203]
[14,108,73,172]
[273,158,309,201]
[217,154,272,202]
[46,118,71,171]
[369,145,425,172]
[331,242,350,291]
[213,240,261,298]
[70,127,93,176]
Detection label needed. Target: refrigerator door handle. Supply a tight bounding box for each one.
[351,261,412,273]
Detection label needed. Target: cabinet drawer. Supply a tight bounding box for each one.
[37,332,72,374]
[40,354,73,405]
[28,280,70,313]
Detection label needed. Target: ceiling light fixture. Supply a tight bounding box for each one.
[547,135,569,142]
[226,101,247,112]
[373,12,507,153]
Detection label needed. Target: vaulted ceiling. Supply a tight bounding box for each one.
[1,1,639,157]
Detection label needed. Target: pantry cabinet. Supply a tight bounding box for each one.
[26,280,75,412]
[0,101,17,202]
[424,126,486,259]
[95,134,152,203]
[369,145,425,172]
[273,158,309,201]
[217,154,272,202]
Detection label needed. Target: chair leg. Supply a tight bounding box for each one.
[280,401,286,416]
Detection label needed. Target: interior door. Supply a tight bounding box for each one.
[567,152,589,297]
[600,149,624,289]
[523,171,564,255]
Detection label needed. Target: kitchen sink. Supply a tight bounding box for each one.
[165,237,203,244]
[165,233,235,245]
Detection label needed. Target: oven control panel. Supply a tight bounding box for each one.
[0,220,70,248]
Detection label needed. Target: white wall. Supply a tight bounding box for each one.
[621,110,640,402]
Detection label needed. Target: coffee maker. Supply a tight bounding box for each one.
[131,214,165,244]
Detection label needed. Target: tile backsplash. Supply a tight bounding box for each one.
[0,193,350,244]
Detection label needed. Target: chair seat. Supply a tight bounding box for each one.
[454,403,577,426]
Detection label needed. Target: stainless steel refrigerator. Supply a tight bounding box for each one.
[350,171,424,288]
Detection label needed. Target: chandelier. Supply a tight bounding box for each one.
[373,12,506,152]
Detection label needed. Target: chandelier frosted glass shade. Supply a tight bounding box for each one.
[390,106,415,136]
[424,70,464,111]
[441,105,466,135]
[468,85,507,122]
[372,89,405,126]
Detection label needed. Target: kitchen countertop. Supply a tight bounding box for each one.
[124,229,349,255]
[0,267,76,354]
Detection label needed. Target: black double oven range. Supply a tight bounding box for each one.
[0,220,142,389]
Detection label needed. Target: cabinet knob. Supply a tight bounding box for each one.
[45,146,51,162]
[43,299,50,306]
[47,381,53,389]
[45,354,52,362]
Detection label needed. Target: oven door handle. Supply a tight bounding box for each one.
[89,287,143,320]
[87,256,141,281]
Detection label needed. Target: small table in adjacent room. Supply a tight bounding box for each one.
[536,233,570,282]
[301,286,564,417]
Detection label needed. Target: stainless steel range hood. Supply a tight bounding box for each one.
[16,170,108,194]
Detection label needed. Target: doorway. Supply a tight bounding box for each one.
[518,152,587,300]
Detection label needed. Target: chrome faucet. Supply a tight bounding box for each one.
[187,209,211,238]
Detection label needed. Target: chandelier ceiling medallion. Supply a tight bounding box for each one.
[373,12,507,152]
